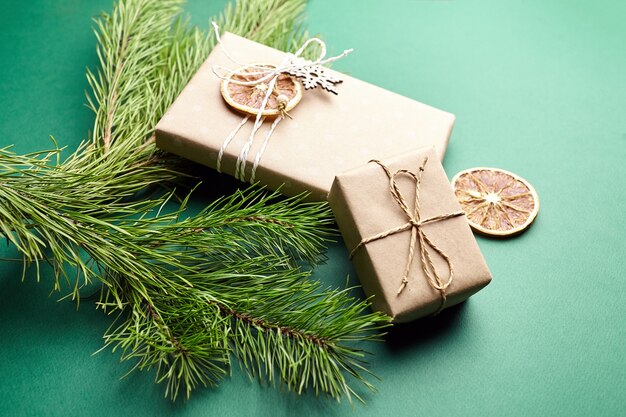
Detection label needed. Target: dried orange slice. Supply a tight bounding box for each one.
[451,167,539,236]
[220,64,302,117]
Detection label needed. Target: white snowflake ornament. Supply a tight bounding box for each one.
[285,58,343,95]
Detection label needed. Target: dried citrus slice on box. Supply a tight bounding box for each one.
[451,167,539,236]
[220,64,302,117]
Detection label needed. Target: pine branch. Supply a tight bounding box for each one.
[94,190,389,401]
[62,0,315,203]
[1,144,390,401]
[0,0,391,402]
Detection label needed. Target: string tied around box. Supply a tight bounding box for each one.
[349,157,465,314]
[211,22,352,183]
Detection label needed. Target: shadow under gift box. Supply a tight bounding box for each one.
[328,148,492,322]
[155,32,455,201]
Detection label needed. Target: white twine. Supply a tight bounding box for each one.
[233,73,278,182]
[211,22,351,183]
[216,115,249,173]
[251,116,282,183]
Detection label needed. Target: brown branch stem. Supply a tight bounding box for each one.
[102,19,133,154]
[145,300,188,355]
[215,301,329,347]
[222,216,295,228]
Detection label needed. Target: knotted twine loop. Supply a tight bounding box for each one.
[348,157,465,314]
[211,22,352,183]
[211,22,352,87]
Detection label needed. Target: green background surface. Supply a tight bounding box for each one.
[1,0,624,416]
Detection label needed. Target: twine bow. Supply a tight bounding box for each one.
[211,22,351,184]
[211,22,352,89]
[349,157,465,314]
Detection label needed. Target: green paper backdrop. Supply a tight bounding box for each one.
[0,1,624,416]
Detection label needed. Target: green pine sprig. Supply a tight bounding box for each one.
[0,0,391,402]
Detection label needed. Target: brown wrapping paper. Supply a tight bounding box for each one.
[155,32,456,201]
[328,148,492,322]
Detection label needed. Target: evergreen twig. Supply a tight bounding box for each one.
[0,0,390,402]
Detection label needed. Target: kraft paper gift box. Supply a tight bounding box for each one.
[328,148,492,322]
[155,32,456,201]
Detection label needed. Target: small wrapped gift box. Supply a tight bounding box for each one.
[328,148,492,322]
[156,32,456,201]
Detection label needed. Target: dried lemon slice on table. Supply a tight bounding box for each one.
[451,167,539,236]
[220,64,302,117]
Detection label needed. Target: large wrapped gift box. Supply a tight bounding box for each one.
[156,32,456,201]
[328,148,492,322]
